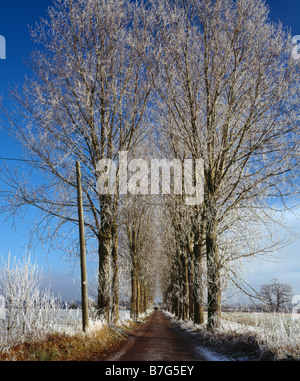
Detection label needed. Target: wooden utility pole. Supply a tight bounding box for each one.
[76,160,89,332]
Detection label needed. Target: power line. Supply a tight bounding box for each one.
[0,157,32,163]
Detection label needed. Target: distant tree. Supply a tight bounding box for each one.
[259,279,293,312]
[68,301,78,310]
[121,195,157,321]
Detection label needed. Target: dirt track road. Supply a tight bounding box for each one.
[106,310,203,361]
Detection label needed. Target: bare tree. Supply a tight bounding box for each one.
[260,279,293,312]
[149,0,300,328]
[121,195,156,320]
[0,0,152,323]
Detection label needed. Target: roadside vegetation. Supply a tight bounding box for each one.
[0,254,145,361]
[166,310,300,361]
[0,320,138,361]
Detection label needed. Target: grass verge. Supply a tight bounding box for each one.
[166,311,300,361]
[0,320,139,361]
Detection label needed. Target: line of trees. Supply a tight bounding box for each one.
[0,0,299,329]
[147,0,300,328]
[1,0,154,324]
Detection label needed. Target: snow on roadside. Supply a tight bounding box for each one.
[164,310,250,361]
[118,309,152,323]
[119,309,131,322]
[163,309,300,361]
[195,346,233,361]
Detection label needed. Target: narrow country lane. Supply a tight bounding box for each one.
[105,310,204,361]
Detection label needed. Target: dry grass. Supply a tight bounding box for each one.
[166,311,300,361]
[220,311,300,359]
[221,311,295,328]
[0,320,139,361]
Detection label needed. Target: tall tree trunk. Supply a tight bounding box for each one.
[143,287,148,313]
[171,280,179,317]
[129,228,139,321]
[141,284,147,314]
[98,189,112,322]
[98,232,111,322]
[188,247,194,320]
[111,225,119,324]
[206,243,221,328]
[130,258,141,321]
[130,266,137,320]
[206,198,221,328]
[183,248,189,320]
[193,243,205,325]
[140,284,144,313]
[179,247,189,320]
[136,278,141,320]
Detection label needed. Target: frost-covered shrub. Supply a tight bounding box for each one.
[0,254,78,348]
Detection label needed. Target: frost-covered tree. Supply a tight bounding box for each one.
[260,279,293,312]
[0,254,62,345]
[0,0,152,322]
[121,195,157,320]
[149,0,300,328]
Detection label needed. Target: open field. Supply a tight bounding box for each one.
[167,310,300,360]
[0,308,131,350]
[222,311,300,356]
[0,307,134,361]
[222,311,298,327]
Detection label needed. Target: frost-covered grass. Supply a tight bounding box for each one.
[0,255,143,360]
[0,308,137,361]
[0,307,134,356]
[220,311,300,360]
[0,254,85,349]
[164,310,300,361]
[0,318,138,361]
[0,308,81,349]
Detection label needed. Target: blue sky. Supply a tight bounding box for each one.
[0,0,300,302]
[0,0,82,301]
